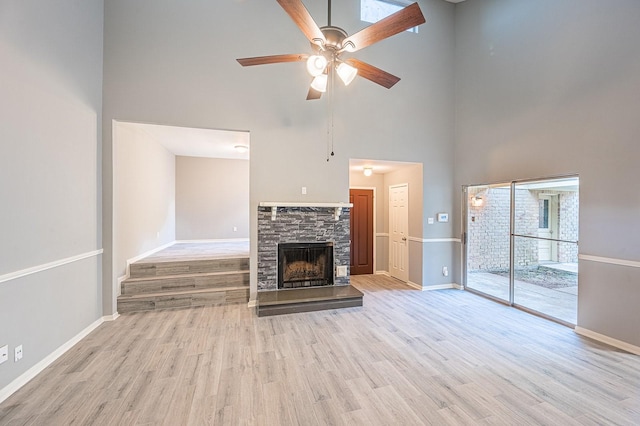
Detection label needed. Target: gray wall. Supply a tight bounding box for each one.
[176,156,249,240]
[454,0,640,345]
[0,0,103,389]
[103,0,456,306]
[113,122,176,287]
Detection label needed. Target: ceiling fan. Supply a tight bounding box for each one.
[236,0,426,100]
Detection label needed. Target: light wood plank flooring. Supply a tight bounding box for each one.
[1,275,639,425]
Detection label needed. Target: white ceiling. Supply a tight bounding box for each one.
[349,158,420,175]
[120,122,250,160]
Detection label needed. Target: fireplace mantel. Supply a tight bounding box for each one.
[259,202,353,221]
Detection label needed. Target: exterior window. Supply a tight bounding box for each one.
[361,0,419,33]
[539,199,549,229]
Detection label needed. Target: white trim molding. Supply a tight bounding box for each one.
[0,249,103,285]
[376,233,389,238]
[375,270,390,276]
[575,327,640,356]
[408,282,462,291]
[247,299,257,309]
[408,237,462,243]
[0,316,107,404]
[579,254,640,269]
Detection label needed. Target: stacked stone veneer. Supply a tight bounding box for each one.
[467,187,579,272]
[257,206,350,291]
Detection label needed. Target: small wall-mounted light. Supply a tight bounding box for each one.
[471,195,484,207]
[234,145,249,153]
[363,167,373,177]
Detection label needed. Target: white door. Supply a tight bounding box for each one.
[389,184,409,282]
[537,194,558,262]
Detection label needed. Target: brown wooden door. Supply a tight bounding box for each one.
[350,189,374,275]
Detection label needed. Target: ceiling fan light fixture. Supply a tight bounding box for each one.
[306,55,328,77]
[310,74,328,92]
[337,62,358,86]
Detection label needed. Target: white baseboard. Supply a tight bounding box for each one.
[407,282,462,291]
[574,327,640,356]
[407,281,422,290]
[247,299,257,309]
[0,316,106,404]
[375,271,390,276]
[103,313,120,321]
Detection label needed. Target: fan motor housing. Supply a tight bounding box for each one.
[316,26,348,51]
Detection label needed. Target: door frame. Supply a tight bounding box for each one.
[462,174,580,327]
[350,186,377,274]
[389,183,409,282]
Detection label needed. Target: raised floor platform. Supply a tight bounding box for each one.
[256,285,364,317]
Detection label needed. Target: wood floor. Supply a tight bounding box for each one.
[1,275,639,425]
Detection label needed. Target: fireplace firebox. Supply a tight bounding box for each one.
[278,242,334,289]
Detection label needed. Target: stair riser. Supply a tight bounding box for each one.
[118,288,249,314]
[130,258,249,278]
[122,273,249,295]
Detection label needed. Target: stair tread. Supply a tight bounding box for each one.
[133,255,249,265]
[123,269,249,283]
[118,286,249,300]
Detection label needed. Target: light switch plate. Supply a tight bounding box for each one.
[15,345,23,362]
[428,217,434,225]
[0,345,8,365]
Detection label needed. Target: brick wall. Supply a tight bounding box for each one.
[257,206,351,291]
[558,191,579,263]
[467,187,578,271]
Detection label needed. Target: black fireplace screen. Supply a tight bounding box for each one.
[278,242,334,289]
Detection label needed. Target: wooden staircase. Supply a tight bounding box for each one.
[117,256,250,313]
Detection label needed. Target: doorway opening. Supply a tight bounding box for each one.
[112,121,250,307]
[464,176,579,325]
[348,159,422,283]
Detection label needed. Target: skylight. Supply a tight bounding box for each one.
[361,0,419,33]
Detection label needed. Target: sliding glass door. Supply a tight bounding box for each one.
[512,178,579,324]
[464,177,579,325]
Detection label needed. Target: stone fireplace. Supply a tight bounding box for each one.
[257,203,351,291]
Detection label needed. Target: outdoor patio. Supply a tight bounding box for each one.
[466,263,578,324]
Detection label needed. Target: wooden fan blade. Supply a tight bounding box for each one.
[236,54,309,67]
[277,0,326,46]
[345,58,401,89]
[306,86,323,100]
[341,3,425,53]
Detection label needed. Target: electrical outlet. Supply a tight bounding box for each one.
[14,345,22,362]
[301,186,307,195]
[0,345,8,365]
[336,265,347,277]
[442,267,449,277]
[233,226,237,232]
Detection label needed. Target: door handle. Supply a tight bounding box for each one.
[402,237,407,241]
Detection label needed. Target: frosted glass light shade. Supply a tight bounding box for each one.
[363,167,373,177]
[306,55,327,77]
[310,74,328,92]
[337,62,358,86]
